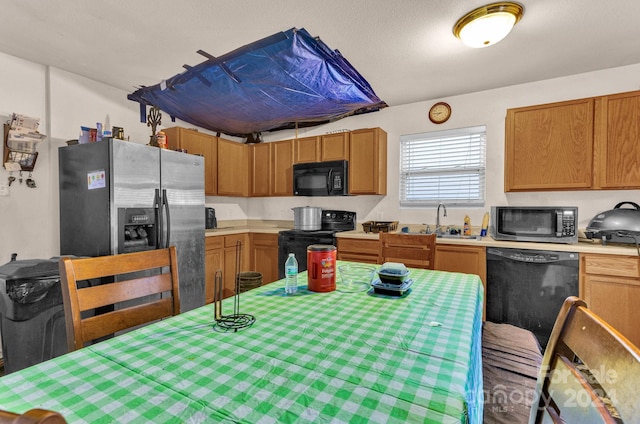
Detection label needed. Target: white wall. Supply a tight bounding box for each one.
[2,48,640,263]
[0,54,48,262]
[0,52,164,262]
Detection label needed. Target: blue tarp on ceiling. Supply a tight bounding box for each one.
[127,27,387,138]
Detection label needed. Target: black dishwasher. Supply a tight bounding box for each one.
[486,247,579,349]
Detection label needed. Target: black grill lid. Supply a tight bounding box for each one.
[585,202,640,243]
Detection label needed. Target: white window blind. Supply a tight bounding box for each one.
[399,125,486,207]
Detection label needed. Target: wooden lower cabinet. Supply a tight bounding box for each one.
[223,234,251,298]
[580,253,640,347]
[204,236,224,304]
[336,238,487,292]
[435,244,486,318]
[434,245,486,284]
[205,234,251,301]
[251,233,279,285]
[336,238,379,264]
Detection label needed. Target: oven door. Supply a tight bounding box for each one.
[278,232,335,279]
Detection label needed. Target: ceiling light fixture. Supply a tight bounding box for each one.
[453,2,524,48]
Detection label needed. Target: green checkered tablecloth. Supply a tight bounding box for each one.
[0,261,484,423]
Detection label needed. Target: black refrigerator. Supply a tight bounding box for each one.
[58,139,205,312]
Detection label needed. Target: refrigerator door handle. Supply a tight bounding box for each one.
[162,189,171,248]
[154,188,162,249]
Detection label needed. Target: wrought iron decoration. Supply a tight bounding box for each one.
[147,106,162,146]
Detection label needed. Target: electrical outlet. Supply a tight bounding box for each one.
[0,182,8,196]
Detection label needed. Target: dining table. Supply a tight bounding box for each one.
[0,260,484,423]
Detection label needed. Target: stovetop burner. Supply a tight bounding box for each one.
[279,229,336,237]
[283,209,356,234]
[278,210,356,279]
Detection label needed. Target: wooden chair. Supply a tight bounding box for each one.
[0,408,67,424]
[529,296,640,423]
[378,232,436,269]
[59,246,180,351]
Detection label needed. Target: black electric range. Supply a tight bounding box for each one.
[278,210,356,279]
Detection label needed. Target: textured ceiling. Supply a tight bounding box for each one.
[1,0,640,107]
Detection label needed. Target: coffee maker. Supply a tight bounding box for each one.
[205,207,217,229]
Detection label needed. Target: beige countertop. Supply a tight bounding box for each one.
[205,220,291,236]
[335,230,640,255]
[206,220,640,256]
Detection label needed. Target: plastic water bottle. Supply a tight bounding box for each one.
[285,253,298,295]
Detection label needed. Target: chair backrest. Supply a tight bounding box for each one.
[59,246,180,351]
[0,408,67,424]
[378,232,436,269]
[529,296,640,424]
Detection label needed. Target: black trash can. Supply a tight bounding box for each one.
[0,257,67,374]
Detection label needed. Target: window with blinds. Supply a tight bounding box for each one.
[399,125,486,207]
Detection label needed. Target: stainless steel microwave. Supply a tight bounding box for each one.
[293,160,348,196]
[490,206,578,244]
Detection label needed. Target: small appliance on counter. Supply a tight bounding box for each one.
[585,201,640,245]
[205,207,217,229]
[490,206,577,244]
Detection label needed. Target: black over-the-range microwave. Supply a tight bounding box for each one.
[490,206,578,244]
[293,160,348,196]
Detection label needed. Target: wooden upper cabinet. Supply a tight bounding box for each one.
[595,90,640,189]
[250,143,270,197]
[349,127,387,195]
[294,136,320,163]
[293,133,348,162]
[165,126,386,197]
[217,137,249,196]
[164,127,217,195]
[271,140,294,196]
[505,98,594,191]
[320,132,350,161]
[505,89,640,192]
[250,140,294,197]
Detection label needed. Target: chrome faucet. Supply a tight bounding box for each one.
[436,202,447,234]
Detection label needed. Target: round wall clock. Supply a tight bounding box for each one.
[428,102,451,124]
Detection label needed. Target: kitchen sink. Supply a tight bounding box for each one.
[400,232,481,240]
[436,234,482,240]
